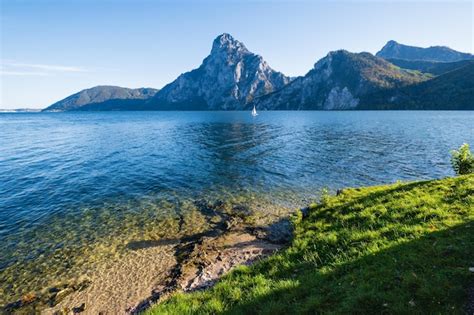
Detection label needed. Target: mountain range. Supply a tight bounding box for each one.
[358,63,474,110]
[385,58,474,76]
[376,40,474,62]
[45,86,159,111]
[43,35,474,111]
[252,50,430,110]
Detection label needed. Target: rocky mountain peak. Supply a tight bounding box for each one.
[377,40,401,56]
[313,50,373,79]
[315,50,352,65]
[147,33,289,110]
[385,40,399,46]
[211,33,249,55]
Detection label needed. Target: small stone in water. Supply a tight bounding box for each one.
[72,303,86,313]
[232,204,252,217]
[55,288,74,304]
[49,287,60,293]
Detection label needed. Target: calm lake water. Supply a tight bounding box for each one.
[0,111,473,303]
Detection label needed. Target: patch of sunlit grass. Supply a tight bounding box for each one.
[148,175,473,314]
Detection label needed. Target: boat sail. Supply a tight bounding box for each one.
[251,105,258,116]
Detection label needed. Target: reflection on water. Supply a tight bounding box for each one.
[0,111,473,303]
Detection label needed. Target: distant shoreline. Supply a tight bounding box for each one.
[2,109,474,113]
[0,109,41,113]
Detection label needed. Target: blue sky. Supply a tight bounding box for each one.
[1,0,473,109]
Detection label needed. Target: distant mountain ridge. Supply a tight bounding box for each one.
[43,86,159,111]
[144,33,290,110]
[43,36,474,111]
[252,50,429,110]
[358,63,474,110]
[376,40,474,62]
[386,58,474,76]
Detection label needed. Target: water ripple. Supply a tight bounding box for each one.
[0,111,473,303]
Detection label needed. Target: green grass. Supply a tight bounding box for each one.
[148,175,474,314]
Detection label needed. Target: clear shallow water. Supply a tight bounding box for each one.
[0,111,473,303]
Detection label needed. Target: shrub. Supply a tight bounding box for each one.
[450,143,474,175]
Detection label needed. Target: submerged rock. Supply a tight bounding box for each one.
[54,288,74,304]
[250,218,293,244]
[194,199,218,216]
[231,204,253,218]
[72,302,85,313]
[2,279,91,313]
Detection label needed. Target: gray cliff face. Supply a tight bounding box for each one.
[43,86,159,111]
[252,50,428,110]
[376,40,474,62]
[148,33,290,110]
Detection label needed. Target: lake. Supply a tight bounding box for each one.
[0,111,473,304]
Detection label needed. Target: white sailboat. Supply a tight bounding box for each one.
[251,105,258,116]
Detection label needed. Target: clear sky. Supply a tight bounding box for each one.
[1,0,473,109]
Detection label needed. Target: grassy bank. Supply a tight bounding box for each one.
[148,175,473,314]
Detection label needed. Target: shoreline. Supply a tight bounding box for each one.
[3,199,295,314]
[147,175,474,314]
[4,176,472,313]
[128,225,285,314]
